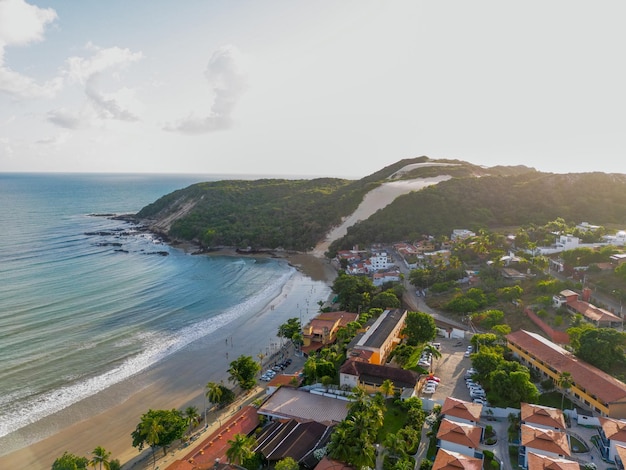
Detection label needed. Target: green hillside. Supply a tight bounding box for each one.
[133,157,626,253]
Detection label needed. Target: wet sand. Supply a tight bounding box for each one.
[0,252,335,470]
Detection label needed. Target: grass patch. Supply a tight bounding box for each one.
[509,445,521,469]
[379,399,408,441]
[538,391,574,410]
[570,435,589,453]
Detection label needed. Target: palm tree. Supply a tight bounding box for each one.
[206,381,223,408]
[327,423,353,464]
[422,344,442,373]
[183,406,200,435]
[384,432,407,462]
[558,372,573,410]
[257,352,266,366]
[226,433,257,465]
[89,446,111,470]
[380,379,395,399]
[142,417,163,470]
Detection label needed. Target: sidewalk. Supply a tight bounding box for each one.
[124,387,266,470]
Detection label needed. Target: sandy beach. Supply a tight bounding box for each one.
[0,252,335,470]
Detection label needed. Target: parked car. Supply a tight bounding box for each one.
[422,386,436,394]
[473,398,487,405]
[465,368,477,377]
[426,375,441,382]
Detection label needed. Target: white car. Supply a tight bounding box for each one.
[422,387,436,394]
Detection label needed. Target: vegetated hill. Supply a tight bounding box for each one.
[134,155,626,254]
[329,171,626,253]
[133,156,480,251]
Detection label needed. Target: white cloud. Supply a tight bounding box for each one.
[36,131,69,145]
[84,75,139,122]
[65,42,143,84]
[0,0,61,98]
[46,43,144,128]
[46,108,86,129]
[164,45,247,135]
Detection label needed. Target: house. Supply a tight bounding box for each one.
[501,267,526,280]
[615,444,626,470]
[346,309,407,365]
[441,397,483,426]
[301,311,360,352]
[254,418,333,467]
[553,288,622,327]
[611,253,626,266]
[597,417,626,462]
[339,360,418,398]
[366,252,392,272]
[451,229,476,242]
[526,452,579,470]
[507,330,626,418]
[436,418,483,458]
[372,270,401,287]
[520,424,570,467]
[576,222,601,232]
[605,231,626,246]
[521,403,566,431]
[423,249,451,266]
[432,448,483,470]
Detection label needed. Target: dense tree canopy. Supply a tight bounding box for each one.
[329,171,626,251]
[51,452,88,470]
[402,311,437,346]
[331,272,376,312]
[131,409,187,457]
[575,328,626,371]
[228,355,261,390]
[277,318,301,342]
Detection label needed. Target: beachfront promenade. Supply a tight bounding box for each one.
[126,386,266,470]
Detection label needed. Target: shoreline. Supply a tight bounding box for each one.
[0,248,336,470]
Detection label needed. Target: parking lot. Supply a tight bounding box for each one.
[419,336,477,403]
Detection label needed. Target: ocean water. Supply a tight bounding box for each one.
[0,173,298,443]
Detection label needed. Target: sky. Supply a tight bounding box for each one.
[0,0,624,178]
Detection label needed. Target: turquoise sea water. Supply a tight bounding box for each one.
[0,173,296,441]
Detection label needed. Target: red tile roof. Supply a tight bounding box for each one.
[507,330,626,405]
[526,452,579,470]
[567,299,622,324]
[521,403,566,430]
[616,445,626,466]
[314,456,354,470]
[600,417,626,442]
[167,406,260,470]
[432,448,483,470]
[441,397,482,423]
[267,373,301,388]
[521,424,570,457]
[436,418,482,449]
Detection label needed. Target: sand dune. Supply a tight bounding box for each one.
[312,173,451,257]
